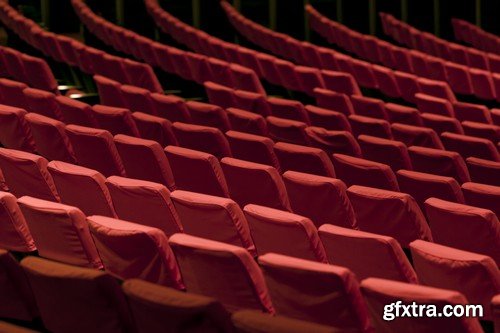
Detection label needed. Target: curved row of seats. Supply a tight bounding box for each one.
[307,5,500,102]
[380,13,499,75]
[0,158,497,331]
[453,18,500,55]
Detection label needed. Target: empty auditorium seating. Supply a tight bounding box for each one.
[173,122,232,159]
[0,192,35,253]
[349,114,393,139]
[274,142,335,177]
[23,88,62,120]
[87,215,184,288]
[169,234,274,313]
[332,154,399,191]
[360,278,483,333]
[94,75,126,108]
[358,135,412,171]
[266,116,310,146]
[410,240,500,320]
[21,256,134,333]
[47,161,116,217]
[171,190,255,254]
[120,84,157,115]
[221,157,291,211]
[106,176,182,236]
[151,93,192,123]
[424,198,500,265]
[0,148,59,201]
[122,279,233,333]
[305,127,362,157]
[226,107,269,136]
[282,171,357,229]
[131,112,178,147]
[243,204,327,262]
[186,101,231,132]
[305,105,351,131]
[258,253,372,332]
[441,132,500,161]
[421,113,463,135]
[0,105,36,152]
[466,157,500,186]
[0,78,28,109]
[462,182,500,217]
[114,134,175,189]
[17,196,102,268]
[319,225,418,283]
[391,123,444,149]
[267,97,309,124]
[462,121,500,143]
[226,131,281,171]
[92,104,141,137]
[165,146,229,197]
[55,96,99,128]
[65,125,126,177]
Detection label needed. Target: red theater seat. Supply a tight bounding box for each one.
[226,131,280,171]
[391,123,444,149]
[94,75,126,108]
[171,190,255,254]
[131,112,178,147]
[349,114,393,139]
[186,100,231,132]
[267,98,309,124]
[173,122,232,159]
[0,105,36,152]
[358,135,412,171]
[421,113,463,135]
[0,78,28,109]
[462,182,500,217]
[274,142,335,177]
[120,84,157,115]
[169,234,274,313]
[305,105,351,131]
[17,196,102,268]
[55,96,99,127]
[244,204,327,262]
[266,116,310,146]
[466,157,500,186]
[151,93,191,123]
[305,127,362,157]
[0,192,35,252]
[319,225,418,283]
[441,132,500,161]
[226,107,269,136]
[92,104,140,137]
[258,253,372,332]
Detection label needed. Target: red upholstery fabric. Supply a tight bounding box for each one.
[358,135,412,171]
[21,256,134,333]
[131,112,178,147]
[274,142,335,177]
[226,107,269,136]
[0,249,37,321]
[266,116,310,146]
[349,114,393,139]
[424,198,500,265]
[173,122,232,159]
[171,190,255,254]
[0,192,35,252]
[88,215,183,288]
[165,146,229,197]
[150,93,191,123]
[305,105,351,132]
[0,148,59,202]
[114,134,175,190]
[258,253,372,332]
[65,124,126,177]
[332,154,399,191]
[466,157,500,186]
[462,121,500,143]
[221,157,291,211]
[0,105,36,152]
[415,93,454,117]
[313,88,355,116]
[17,196,102,268]
[267,97,309,124]
[244,204,327,262]
[410,240,500,320]
[441,132,500,162]
[360,278,483,333]
[106,176,182,236]
[55,95,99,128]
[92,104,140,137]
[186,101,231,132]
[421,113,463,135]
[94,75,126,108]
[120,84,157,115]
[305,127,362,157]
[22,88,62,120]
[0,78,28,109]
[391,123,444,149]
[319,225,418,283]
[24,113,76,163]
[123,279,233,333]
[385,103,423,126]
[47,161,116,217]
[351,95,389,120]
[408,146,470,184]
[226,131,280,171]
[169,234,274,313]
[462,182,500,217]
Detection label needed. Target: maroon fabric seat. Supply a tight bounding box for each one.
[424,198,500,265]
[165,146,229,197]
[232,89,271,117]
[55,96,99,127]
[106,176,182,236]
[258,253,372,332]
[88,215,184,288]
[453,101,492,124]
[92,104,140,137]
[266,116,310,146]
[397,169,465,210]
[360,278,483,333]
[0,105,36,152]
[274,142,335,177]
[267,98,309,124]
[169,234,274,313]
[319,225,418,283]
[313,88,355,116]
[244,204,327,262]
[408,146,470,184]
[23,88,62,121]
[466,157,500,186]
[0,192,36,252]
[131,112,178,147]
[305,105,351,131]
[226,107,269,136]
[462,182,500,217]
[114,134,175,190]
[186,101,231,132]
[65,125,126,177]
[171,190,255,254]
[442,132,500,161]
[173,122,232,159]
[415,93,454,117]
[226,131,280,171]
[305,127,362,157]
[94,75,126,108]
[462,121,500,143]
[24,113,76,163]
[204,81,235,109]
[0,78,28,109]
[358,135,412,171]
[347,185,432,247]
[0,249,38,322]
[421,113,463,135]
[349,114,393,139]
[150,93,191,123]
[120,84,157,115]
[122,279,233,333]
[17,196,102,269]
[351,95,389,120]
[47,161,116,217]
[391,123,444,149]
[283,171,356,229]
[0,148,59,202]
[21,256,134,333]
[332,154,399,191]
[221,157,291,211]
[410,240,500,320]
